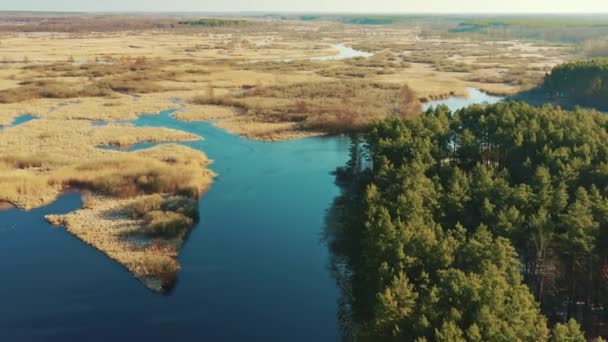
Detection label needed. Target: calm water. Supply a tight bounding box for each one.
[0,89,501,341]
[0,114,38,129]
[423,87,504,112]
[0,111,350,341]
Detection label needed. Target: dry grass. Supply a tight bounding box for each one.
[173,105,239,122]
[214,117,323,141]
[0,95,182,124]
[0,58,186,104]
[61,152,212,199]
[90,124,200,148]
[189,81,421,136]
[0,117,209,209]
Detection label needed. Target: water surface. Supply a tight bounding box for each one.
[0,114,38,129]
[0,89,500,341]
[0,111,349,341]
[423,87,504,112]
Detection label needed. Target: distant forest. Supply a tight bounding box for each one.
[294,14,608,55]
[543,59,608,110]
[177,18,248,27]
[330,102,608,340]
[451,17,608,43]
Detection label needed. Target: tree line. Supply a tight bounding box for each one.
[330,101,608,340]
[177,18,248,27]
[543,59,608,110]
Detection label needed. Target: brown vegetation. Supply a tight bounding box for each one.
[173,105,239,122]
[0,58,183,104]
[189,81,421,135]
[0,14,180,33]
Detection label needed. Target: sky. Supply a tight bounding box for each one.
[2,0,608,14]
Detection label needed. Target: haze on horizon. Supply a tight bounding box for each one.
[2,0,607,14]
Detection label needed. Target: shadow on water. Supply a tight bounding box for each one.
[323,191,357,341]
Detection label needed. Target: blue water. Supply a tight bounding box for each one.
[0,114,38,129]
[423,87,504,112]
[0,110,350,341]
[0,89,497,341]
[11,114,38,126]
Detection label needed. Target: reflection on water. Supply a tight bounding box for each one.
[422,87,505,112]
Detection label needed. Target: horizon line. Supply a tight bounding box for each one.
[1,10,608,15]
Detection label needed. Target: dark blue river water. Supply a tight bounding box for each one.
[0,89,503,341]
[0,111,350,341]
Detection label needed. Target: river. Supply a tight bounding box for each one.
[0,89,504,341]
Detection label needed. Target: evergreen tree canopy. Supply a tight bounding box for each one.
[543,59,608,110]
[334,101,608,340]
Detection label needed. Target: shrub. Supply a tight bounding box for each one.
[142,210,193,238]
[162,196,199,222]
[128,195,199,222]
[139,254,180,290]
[128,194,164,218]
